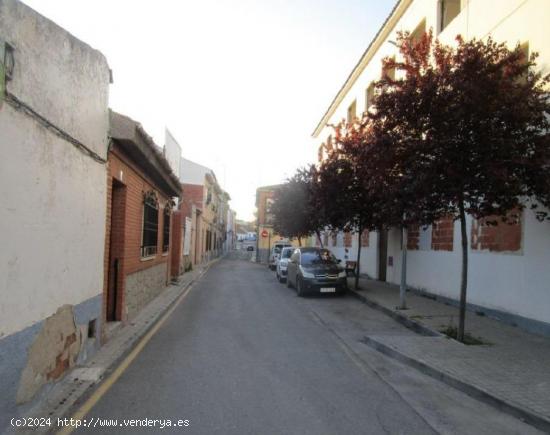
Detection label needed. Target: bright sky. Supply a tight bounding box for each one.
[23,0,396,221]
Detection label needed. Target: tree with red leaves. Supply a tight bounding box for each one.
[373,30,550,341]
[315,121,391,290]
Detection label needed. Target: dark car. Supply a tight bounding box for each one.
[286,247,347,296]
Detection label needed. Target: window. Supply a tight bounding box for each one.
[439,0,461,33]
[162,205,170,253]
[471,210,522,252]
[141,191,159,257]
[382,56,396,81]
[410,19,426,44]
[301,249,338,266]
[88,319,97,339]
[347,100,357,124]
[265,198,274,225]
[365,83,376,111]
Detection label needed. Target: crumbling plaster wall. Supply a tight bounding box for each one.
[0,0,110,430]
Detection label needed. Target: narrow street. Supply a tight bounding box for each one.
[74,257,541,435]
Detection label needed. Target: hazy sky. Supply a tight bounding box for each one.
[24,0,396,221]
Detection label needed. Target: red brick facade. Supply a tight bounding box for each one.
[471,212,522,252]
[407,225,420,250]
[170,210,183,278]
[344,231,352,248]
[431,216,454,251]
[180,184,204,217]
[361,230,369,247]
[102,148,174,326]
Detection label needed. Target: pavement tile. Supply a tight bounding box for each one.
[349,276,550,426]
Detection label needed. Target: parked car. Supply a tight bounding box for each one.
[269,242,292,270]
[286,247,347,296]
[276,247,295,282]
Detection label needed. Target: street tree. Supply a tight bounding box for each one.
[375,30,550,341]
[271,169,325,246]
[316,122,388,290]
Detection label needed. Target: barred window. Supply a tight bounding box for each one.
[163,207,170,253]
[142,192,158,257]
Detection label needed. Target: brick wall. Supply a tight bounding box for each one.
[471,212,522,252]
[180,184,204,218]
[170,210,183,278]
[361,230,369,247]
[344,231,352,248]
[102,147,173,324]
[407,225,420,250]
[431,216,454,251]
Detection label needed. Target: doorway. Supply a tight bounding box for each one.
[106,179,126,322]
[378,230,388,282]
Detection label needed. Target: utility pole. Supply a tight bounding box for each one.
[399,221,408,310]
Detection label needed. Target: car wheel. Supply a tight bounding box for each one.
[296,277,305,297]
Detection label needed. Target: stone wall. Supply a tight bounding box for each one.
[125,263,168,320]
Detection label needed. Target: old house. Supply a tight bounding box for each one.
[0,0,110,429]
[255,185,299,263]
[104,111,181,325]
[179,158,228,267]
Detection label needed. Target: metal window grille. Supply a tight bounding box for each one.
[141,197,158,257]
[163,210,170,253]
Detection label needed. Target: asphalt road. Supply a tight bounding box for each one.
[75,257,542,435]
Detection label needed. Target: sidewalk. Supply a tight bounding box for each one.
[347,276,550,432]
[15,260,216,435]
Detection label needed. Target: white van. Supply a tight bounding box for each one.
[269,241,292,270]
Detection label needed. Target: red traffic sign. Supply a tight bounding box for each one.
[261,229,269,238]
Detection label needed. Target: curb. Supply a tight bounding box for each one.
[347,287,442,337]
[21,259,219,435]
[362,336,550,434]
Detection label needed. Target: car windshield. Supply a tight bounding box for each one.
[281,249,293,259]
[301,250,338,266]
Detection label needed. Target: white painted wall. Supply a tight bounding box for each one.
[164,129,182,179]
[179,157,214,185]
[314,0,550,325]
[0,0,110,338]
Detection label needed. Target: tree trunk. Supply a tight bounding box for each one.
[355,226,362,290]
[316,230,324,248]
[458,199,468,342]
[399,224,408,309]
